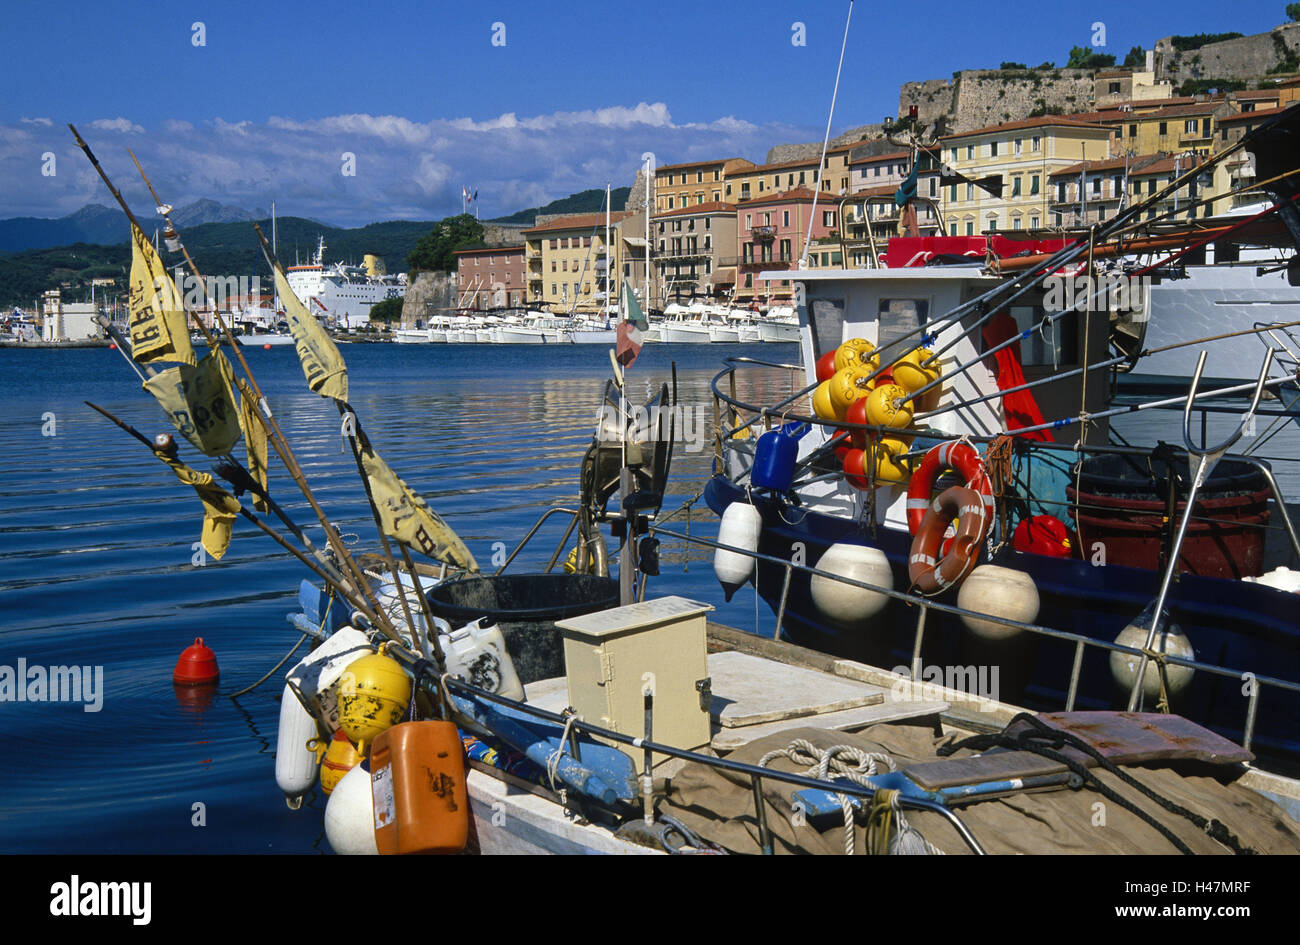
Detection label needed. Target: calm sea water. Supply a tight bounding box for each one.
[0,341,804,854]
[1,341,1295,854]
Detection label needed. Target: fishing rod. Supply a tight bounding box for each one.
[66,125,390,633]
[83,401,385,628]
[250,224,448,669]
[94,285,354,588]
[116,140,395,638]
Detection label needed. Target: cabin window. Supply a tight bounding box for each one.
[1010,304,1078,367]
[807,295,846,360]
[876,298,931,363]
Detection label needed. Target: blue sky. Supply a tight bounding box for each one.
[0,0,1287,225]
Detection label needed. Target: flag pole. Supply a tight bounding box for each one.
[66,126,376,606]
[122,150,395,639]
[66,126,393,638]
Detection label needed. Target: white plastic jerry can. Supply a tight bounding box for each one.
[286,626,374,732]
[433,617,525,701]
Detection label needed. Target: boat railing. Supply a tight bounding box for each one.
[491,506,583,576]
[379,642,988,855]
[642,522,1300,754]
[708,358,1300,566]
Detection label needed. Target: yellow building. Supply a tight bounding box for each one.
[941,116,1115,235]
[654,158,754,212]
[1106,101,1237,158]
[726,143,856,204]
[523,211,647,311]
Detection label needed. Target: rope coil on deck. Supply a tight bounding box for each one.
[757,739,942,855]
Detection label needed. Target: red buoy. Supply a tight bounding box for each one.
[109,342,118,350]
[174,637,220,684]
[263,343,272,350]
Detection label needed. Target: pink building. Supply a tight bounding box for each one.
[455,245,526,310]
[734,188,837,304]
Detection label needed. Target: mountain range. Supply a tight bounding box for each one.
[0,199,267,254]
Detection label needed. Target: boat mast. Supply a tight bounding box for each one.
[272,201,279,314]
[605,182,611,324]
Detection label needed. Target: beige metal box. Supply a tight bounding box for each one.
[557,596,713,766]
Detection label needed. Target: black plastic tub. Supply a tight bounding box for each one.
[427,574,620,684]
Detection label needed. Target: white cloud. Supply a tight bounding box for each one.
[89,117,145,134]
[20,117,53,127]
[0,104,820,225]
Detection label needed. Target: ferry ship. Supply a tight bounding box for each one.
[285,236,406,329]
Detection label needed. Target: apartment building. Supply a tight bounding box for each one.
[651,201,738,303]
[521,211,635,311]
[654,158,754,212]
[734,188,837,303]
[940,116,1114,235]
[454,245,526,310]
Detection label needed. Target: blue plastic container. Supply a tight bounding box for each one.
[751,422,810,492]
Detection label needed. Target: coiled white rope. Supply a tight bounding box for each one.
[757,738,942,855]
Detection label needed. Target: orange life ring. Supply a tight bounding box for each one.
[906,441,994,535]
[908,486,985,596]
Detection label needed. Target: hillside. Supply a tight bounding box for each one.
[0,199,261,254]
[489,187,630,226]
[0,215,437,307]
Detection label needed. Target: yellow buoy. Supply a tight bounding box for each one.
[873,436,912,485]
[338,649,411,754]
[865,384,913,430]
[834,338,878,374]
[827,367,873,419]
[892,348,939,392]
[812,380,838,420]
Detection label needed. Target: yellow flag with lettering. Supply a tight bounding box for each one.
[127,223,196,366]
[143,349,242,456]
[274,264,348,402]
[358,444,478,572]
[154,452,242,561]
[235,376,269,512]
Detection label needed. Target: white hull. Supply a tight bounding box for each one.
[569,329,617,344]
[709,326,743,343]
[758,320,801,343]
[660,324,714,344]
[467,770,658,855]
[494,327,549,344]
[243,333,296,346]
[393,329,434,344]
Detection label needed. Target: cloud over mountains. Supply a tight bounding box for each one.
[0,104,815,227]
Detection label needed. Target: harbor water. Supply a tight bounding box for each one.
[0,342,1295,853]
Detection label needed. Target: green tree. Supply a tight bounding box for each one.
[999,61,1027,70]
[406,214,485,273]
[368,296,404,323]
[1289,3,1300,22]
[1122,45,1145,68]
[1066,45,1117,69]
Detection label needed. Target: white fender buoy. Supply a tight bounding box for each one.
[324,762,378,855]
[957,565,1040,642]
[1244,567,1300,594]
[810,542,893,624]
[714,501,762,602]
[275,683,320,809]
[1110,608,1195,702]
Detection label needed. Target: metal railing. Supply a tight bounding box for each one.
[644,521,1300,754]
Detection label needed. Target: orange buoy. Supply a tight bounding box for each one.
[370,721,469,855]
[173,637,219,685]
[263,343,272,350]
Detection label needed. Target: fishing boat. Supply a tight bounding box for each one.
[700,104,1300,771]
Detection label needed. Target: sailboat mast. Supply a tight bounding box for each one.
[272,201,279,312]
[605,183,611,323]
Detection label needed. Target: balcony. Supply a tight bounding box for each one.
[751,225,777,241]
[652,245,711,260]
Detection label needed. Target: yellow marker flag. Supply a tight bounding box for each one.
[235,376,269,512]
[358,444,478,572]
[274,265,348,402]
[143,349,242,456]
[127,223,196,366]
[153,451,242,561]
